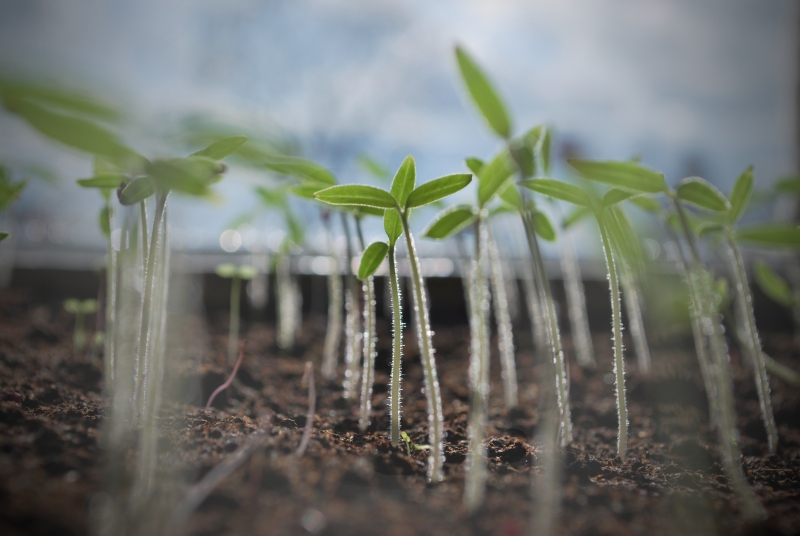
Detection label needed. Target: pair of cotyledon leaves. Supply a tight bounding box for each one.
[311,155,472,281]
[76,136,247,206]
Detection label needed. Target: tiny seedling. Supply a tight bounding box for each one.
[205,343,246,410]
[63,298,98,353]
[400,431,431,457]
[315,157,472,482]
[215,264,257,363]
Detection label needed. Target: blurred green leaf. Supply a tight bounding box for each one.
[519,178,591,207]
[255,186,287,208]
[465,157,484,176]
[406,173,472,209]
[263,155,336,185]
[147,157,222,196]
[676,177,729,212]
[735,224,800,248]
[238,265,257,280]
[216,263,237,278]
[629,195,661,213]
[696,220,724,237]
[118,177,155,205]
[0,173,26,211]
[532,211,556,242]
[79,299,98,314]
[0,80,119,120]
[603,188,638,207]
[358,241,389,280]
[0,232,8,242]
[77,174,125,189]
[539,127,552,175]
[423,205,476,240]
[455,46,512,139]
[356,155,390,181]
[191,135,247,160]
[508,138,534,177]
[754,260,794,308]
[497,180,522,210]
[604,205,644,274]
[99,206,111,238]
[63,299,80,314]
[477,150,514,207]
[562,206,592,230]
[315,185,397,210]
[288,182,327,200]
[569,159,667,194]
[775,175,800,194]
[286,210,305,245]
[728,167,753,223]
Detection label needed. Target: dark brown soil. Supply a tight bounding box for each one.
[0,287,799,536]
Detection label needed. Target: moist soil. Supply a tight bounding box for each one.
[0,286,799,536]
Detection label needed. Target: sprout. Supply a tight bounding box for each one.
[216,264,256,363]
[63,298,98,353]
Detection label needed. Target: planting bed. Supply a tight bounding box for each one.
[1,284,799,536]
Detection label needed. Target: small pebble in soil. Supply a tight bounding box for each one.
[301,507,326,534]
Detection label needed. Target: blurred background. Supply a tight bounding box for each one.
[0,0,797,270]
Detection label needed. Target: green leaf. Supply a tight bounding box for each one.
[406,173,472,209]
[497,180,522,210]
[356,155,390,181]
[358,241,389,280]
[286,210,305,245]
[754,260,794,308]
[0,175,26,211]
[99,206,111,237]
[696,221,724,237]
[3,96,139,163]
[569,159,667,194]
[562,206,592,230]
[0,81,119,120]
[314,184,398,210]
[522,125,544,150]
[118,177,156,205]
[603,188,638,207]
[255,186,287,208]
[735,224,800,248]
[263,155,337,185]
[629,196,661,213]
[508,138,534,177]
[79,299,98,314]
[775,176,800,194]
[147,157,221,196]
[216,263,237,278]
[465,157,484,176]
[477,150,514,206]
[288,182,327,200]
[238,265,257,280]
[191,135,247,160]
[518,178,591,207]
[422,205,477,240]
[384,156,418,243]
[346,206,385,218]
[454,46,512,139]
[539,127,552,175]
[0,232,8,242]
[728,167,753,223]
[676,177,730,212]
[532,211,556,242]
[63,299,80,314]
[77,174,125,189]
[603,206,644,274]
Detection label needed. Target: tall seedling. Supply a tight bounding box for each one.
[215,264,257,363]
[315,159,472,482]
[455,46,572,445]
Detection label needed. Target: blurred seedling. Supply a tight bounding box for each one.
[215,264,257,363]
[315,156,472,482]
[63,298,98,352]
[0,164,28,242]
[399,431,430,457]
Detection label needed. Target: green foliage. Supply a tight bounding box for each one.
[477,150,514,207]
[118,177,156,205]
[532,211,556,242]
[263,155,337,185]
[602,188,639,208]
[191,135,248,160]
[358,241,389,280]
[508,138,534,177]
[314,184,398,210]
[735,224,800,248]
[215,263,257,280]
[255,186,287,208]
[497,180,522,209]
[569,159,667,194]
[406,174,472,209]
[454,46,512,139]
[629,195,661,214]
[423,205,477,240]
[676,177,730,212]
[774,175,800,194]
[77,173,125,190]
[728,167,754,223]
[63,298,98,315]
[562,206,592,230]
[0,80,118,120]
[147,157,223,196]
[519,178,591,207]
[384,156,417,244]
[356,155,390,181]
[0,233,8,242]
[99,206,111,237]
[465,157,484,176]
[753,260,794,308]
[539,127,552,175]
[0,167,27,211]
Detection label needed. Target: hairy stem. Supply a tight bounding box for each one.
[388,244,404,447]
[725,232,778,453]
[341,213,361,398]
[488,228,518,408]
[598,216,627,460]
[465,214,491,509]
[401,212,444,482]
[619,261,651,374]
[354,217,377,433]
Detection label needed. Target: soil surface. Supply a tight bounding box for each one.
[0,287,799,536]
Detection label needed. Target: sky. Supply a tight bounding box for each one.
[0,0,796,261]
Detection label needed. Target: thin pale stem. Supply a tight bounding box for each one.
[104,200,117,390]
[228,276,241,363]
[488,228,518,408]
[358,276,377,432]
[276,254,295,350]
[341,213,361,398]
[401,212,444,482]
[619,262,651,374]
[388,244,404,447]
[297,362,316,457]
[321,230,343,380]
[139,200,149,269]
[726,232,778,453]
[560,236,595,368]
[598,216,627,460]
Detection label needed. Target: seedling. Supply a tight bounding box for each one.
[454,46,573,448]
[216,264,257,363]
[315,157,472,482]
[205,343,246,410]
[0,165,28,242]
[399,431,431,457]
[63,298,98,352]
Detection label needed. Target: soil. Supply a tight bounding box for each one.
[0,286,799,536]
